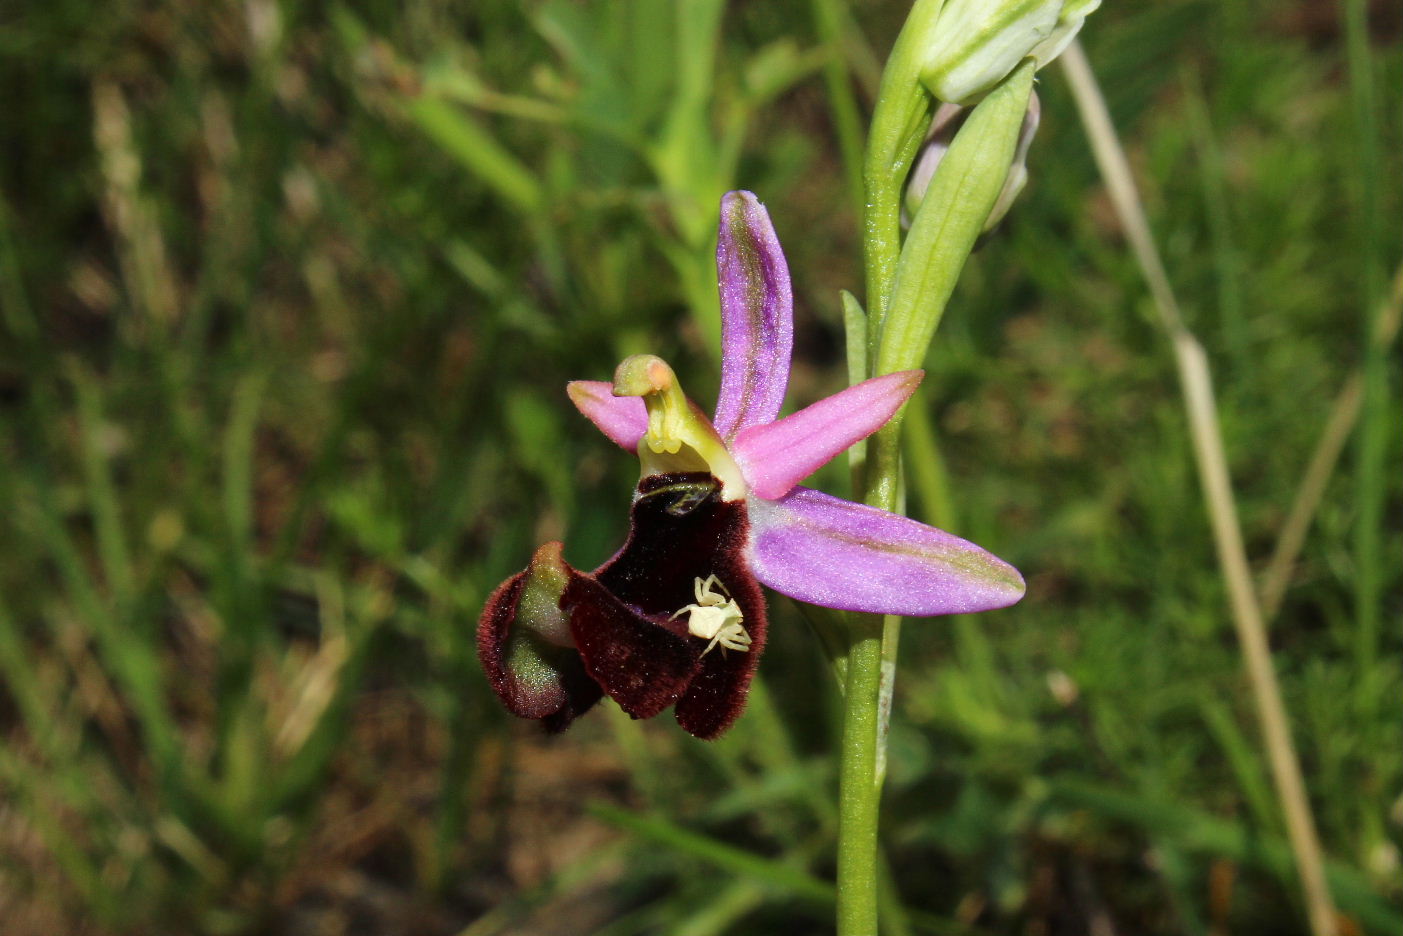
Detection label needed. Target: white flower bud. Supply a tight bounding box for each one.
[921,0,1099,105]
[904,92,1041,236]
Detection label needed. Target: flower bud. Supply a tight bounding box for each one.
[904,92,1041,235]
[920,0,1099,105]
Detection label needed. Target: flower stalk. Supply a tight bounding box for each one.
[836,612,887,933]
[838,17,1047,936]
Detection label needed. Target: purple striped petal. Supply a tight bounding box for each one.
[730,371,924,500]
[567,380,648,452]
[745,487,1025,617]
[712,191,793,443]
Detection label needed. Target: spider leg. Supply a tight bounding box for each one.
[698,574,724,605]
[728,625,752,651]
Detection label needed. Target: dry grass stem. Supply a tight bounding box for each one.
[92,80,179,328]
[1060,40,1340,936]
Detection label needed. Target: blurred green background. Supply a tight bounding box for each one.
[1,1,1399,933]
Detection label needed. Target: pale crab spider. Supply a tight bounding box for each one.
[670,574,751,656]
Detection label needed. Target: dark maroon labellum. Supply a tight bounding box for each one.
[594,472,767,739]
[475,473,768,739]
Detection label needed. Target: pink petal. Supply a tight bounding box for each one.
[745,487,1025,617]
[730,371,923,500]
[567,380,648,452]
[712,191,794,443]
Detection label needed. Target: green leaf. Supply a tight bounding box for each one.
[406,97,544,213]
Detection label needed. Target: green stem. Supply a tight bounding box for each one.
[862,0,946,336]
[838,30,1033,936]
[1344,0,1385,706]
[836,613,885,935]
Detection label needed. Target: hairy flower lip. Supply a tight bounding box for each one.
[593,471,766,739]
[477,471,765,739]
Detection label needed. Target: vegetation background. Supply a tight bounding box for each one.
[0,0,1398,933]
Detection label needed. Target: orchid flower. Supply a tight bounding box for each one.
[478,191,1024,739]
